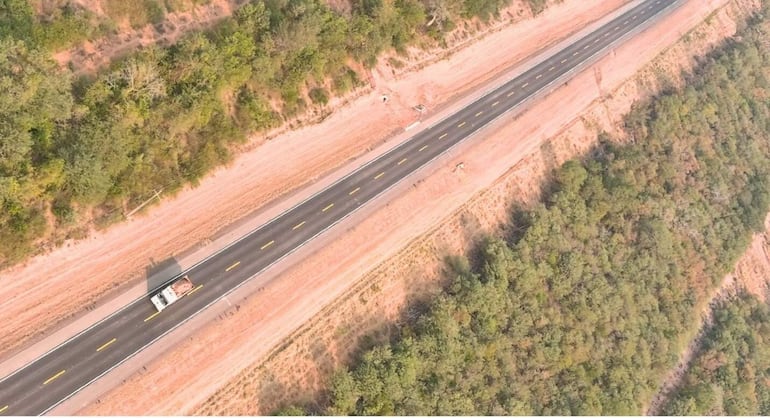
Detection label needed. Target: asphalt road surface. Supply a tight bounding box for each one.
[0,0,682,414]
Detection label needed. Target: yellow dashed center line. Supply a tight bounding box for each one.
[507,91,515,97]
[0,405,7,414]
[188,284,203,295]
[475,111,483,117]
[398,158,408,165]
[548,66,555,72]
[535,74,542,79]
[573,51,579,56]
[260,240,274,250]
[614,26,620,30]
[96,338,116,352]
[144,311,160,322]
[225,261,241,271]
[632,15,638,19]
[43,370,66,385]
[583,44,590,50]
[594,38,600,43]
[374,172,385,180]
[349,187,361,196]
[457,122,466,128]
[624,20,629,25]
[439,133,448,139]
[604,32,610,37]
[561,59,567,64]
[322,203,334,212]
[419,145,428,152]
[491,101,500,107]
[293,221,307,230]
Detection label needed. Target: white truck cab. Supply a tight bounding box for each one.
[150,275,194,312]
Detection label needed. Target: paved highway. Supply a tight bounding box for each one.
[0,0,681,414]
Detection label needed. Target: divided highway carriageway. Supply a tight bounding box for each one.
[0,0,682,414]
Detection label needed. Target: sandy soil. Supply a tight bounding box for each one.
[69,0,748,415]
[0,0,629,362]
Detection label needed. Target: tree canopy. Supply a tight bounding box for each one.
[662,293,770,416]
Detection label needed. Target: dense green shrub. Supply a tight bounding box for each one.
[309,87,330,105]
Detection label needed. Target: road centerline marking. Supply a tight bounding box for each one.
[457,122,466,128]
[260,240,275,250]
[522,82,529,88]
[348,187,360,196]
[225,261,241,271]
[0,405,7,414]
[475,111,483,117]
[144,311,160,322]
[535,74,542,79]
[96,338,117,352]
[548,66,555,72]
[491,101,499,107]
[573,51,579,56]
[561,59,567,64]
[398,158,408,165]
[188,284,203,295]
[419,145,428,151]
[43,370,65,385]
[439,133,448,139]
[322,203,334,212]
[374,172,385,180]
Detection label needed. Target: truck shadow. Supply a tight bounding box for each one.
[145,257,182,293]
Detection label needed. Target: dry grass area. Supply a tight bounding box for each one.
[730,213,770,301]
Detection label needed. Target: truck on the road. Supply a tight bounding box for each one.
[150,275,194,312]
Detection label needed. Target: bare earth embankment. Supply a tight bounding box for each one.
[70,0,759,414]
[0,0,627,367]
